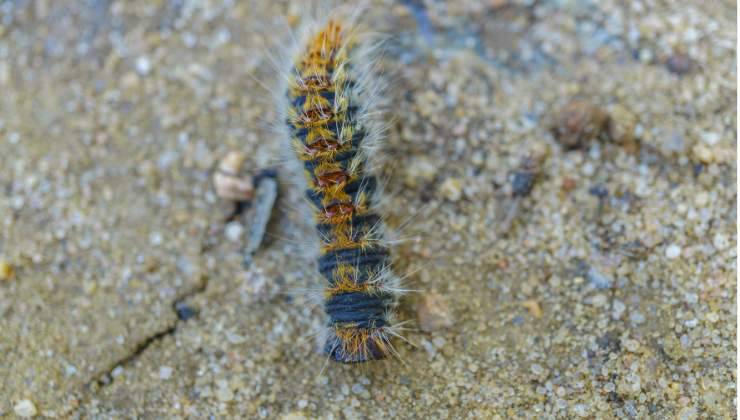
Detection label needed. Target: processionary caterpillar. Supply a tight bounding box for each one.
[279,6,405,363]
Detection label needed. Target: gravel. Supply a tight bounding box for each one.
[0,0,734,418]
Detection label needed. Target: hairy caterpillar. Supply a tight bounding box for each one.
[279,7,404,363]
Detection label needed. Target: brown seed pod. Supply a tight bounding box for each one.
[213,151,254,201]
[551,99,609,149]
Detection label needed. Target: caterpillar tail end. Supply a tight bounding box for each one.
[324,327,391,363]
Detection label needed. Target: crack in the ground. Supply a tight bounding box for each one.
[77,170,277,396]
[94,325,177,387]
[92,274,209,388]
[59,219,225,417]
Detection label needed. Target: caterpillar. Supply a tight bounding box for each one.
[279,7,403,363]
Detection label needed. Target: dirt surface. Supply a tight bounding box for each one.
[0,0,736,418]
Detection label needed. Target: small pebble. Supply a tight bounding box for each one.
[226,331,246,344]
[432,337,446,348]
[11,195,24,210]
[439,178,463,202]
[159,366,173,380]
[521,300,543,318]
[573,403,590,417]
[612,300,626,320]
[700,131,721,146]
[224,221,244,242]
[13,400,37,418]
[420,339,437,358]
[680,334,690,348]
[561,177,577,192]
[684,292,698,304]
[597,332,621,353]
[665,244,682,259]
[630,311,645,324]
[587,266,612,289]
[510,170,537,197]
[639,48,653,63]
[607,104,638,152]
[588,185,608,199]
[149,232,163,246]
[111,366,124,377]
[531,363,544,375]
[214,151,254,201]
[64,363,77,377]
[691,144,715,163]
[8,132,20,144]
[175,302,197,321]
[581,162,595,176]
[135,56,152,76]
[417,292,454,332]
[666,53,693,75]
[510,153,546,197]
[589,294,608,307]
[0,260,14,281]
[216,387,234,402]
[712,234,729,250]
[351,383,366,395]
[404,157,437,188]
[624,339,640,352]
[663,335,684,359]
[694,192,709,207]
[551,99,609,149]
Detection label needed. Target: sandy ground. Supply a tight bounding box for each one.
[0,0,736,418]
